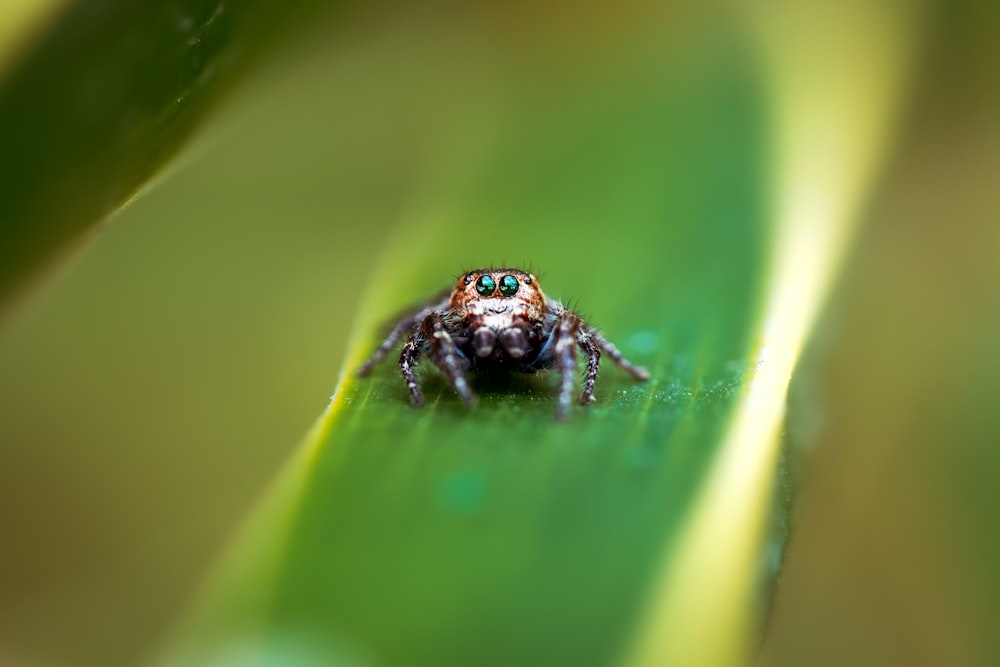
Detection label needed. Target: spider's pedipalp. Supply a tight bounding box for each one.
[473,328,496,357]
[500,328,528,359]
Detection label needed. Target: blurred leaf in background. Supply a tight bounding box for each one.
[762,1,1000,664]
[0,2,402,664]
[0,0,356,312]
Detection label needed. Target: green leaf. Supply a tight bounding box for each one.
[156,30,775,667]
[0,0,337,311]
[145,5,922,667]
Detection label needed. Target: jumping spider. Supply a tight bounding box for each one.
[357,268,650,419]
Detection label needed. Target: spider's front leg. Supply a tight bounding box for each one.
[590,327,651,381]
[399,330,426,407]
[554,313,580,420]
[357,315,421,377]
[357,296,449,377]
[565,314,650,413]
[577,331,601,405]
[423,314,476,405]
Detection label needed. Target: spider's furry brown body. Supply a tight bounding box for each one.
[357,268,649,419]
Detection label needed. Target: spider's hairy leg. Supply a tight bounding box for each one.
[555,313,579,420]
[399,331,425,407]
[578,333,601,405]
[589,327,651,381]
[356,296,448,376]
[357,316,419,377]
[425,315,476,406]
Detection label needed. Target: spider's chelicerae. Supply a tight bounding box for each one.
[357,268,650,419]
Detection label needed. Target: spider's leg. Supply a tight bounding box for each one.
[357,299,446,376]
[577,331,601,405]
[358,317,419,376]
[425,315,476,405]
[555,313,579,420]
[589,327,651,381]
[399,330,426,407]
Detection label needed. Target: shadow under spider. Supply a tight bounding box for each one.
[416,367,552,404]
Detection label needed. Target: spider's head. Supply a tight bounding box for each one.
[451,268,546,359]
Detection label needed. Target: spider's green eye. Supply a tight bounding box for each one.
[475,275,496,296]
[498,275,519,297]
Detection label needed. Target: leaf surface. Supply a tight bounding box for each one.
[159,30,776,667]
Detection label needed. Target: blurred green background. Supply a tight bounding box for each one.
[1,1,999,666]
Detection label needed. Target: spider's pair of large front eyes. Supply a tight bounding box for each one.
[475,275,519,297]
